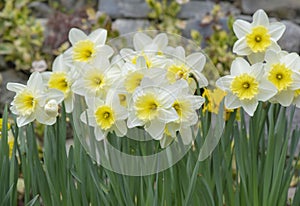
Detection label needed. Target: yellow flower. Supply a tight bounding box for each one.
[230,74,259,100]
[72,40,96,62]
[167,64,190,83]
[246,26,271,53]
[135,93,161,121]
[48,72,71,97]
[268,63,292,92]
[94,105,115,130]
[202,88,227,114]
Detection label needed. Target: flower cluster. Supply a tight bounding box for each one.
[217,9,300,116]
[7,29,207,147]
[7,9,300,146]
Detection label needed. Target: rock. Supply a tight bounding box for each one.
[240,0,300,14]
[0,69,28,115]
[98,0,149,19]
[28,2,53,18]
[112,19,150,35]
[278,21,300,53]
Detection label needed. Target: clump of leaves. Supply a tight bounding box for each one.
[0,0,45,71]
[45,7,119,56]
[146,0,183,34]
[192,4,237,76]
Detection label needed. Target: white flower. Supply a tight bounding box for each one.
[7,72,64,127]
[264,50,300,106]
[233,9,286,63]
[43,55,76,113]
[166,46,208,89]
[64,28,114,66]
[160,80,205,146]
[216,57,277,116]
[72,57,120,101]
[127,78,179,140]
[80,90,128,141]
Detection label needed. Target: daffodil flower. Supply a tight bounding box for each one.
[264,50,300,106]
[165,46,208,89]
[216,58,277,116]
[127,78,179,140]
[43,55,76,113]
[80,90,128,141]
[160,80,205,146]
[64,28,114,66]
[120,33,170,69]
[7,72,64,127]
[233,9,286,63]
[72,57,120,101]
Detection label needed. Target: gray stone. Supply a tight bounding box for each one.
[240,0,300,14]
[28,2,53,18]
[278,21,300,53]
[98,0,149,19]
[112,19,150,35]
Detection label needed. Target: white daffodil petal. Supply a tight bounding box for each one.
[17,114,35,127]
[233,38,252,55]
[252,9,269,27]
[157,108,178,123]
[69,28,87,45]
[179,126,193,145]
[153,33,168,50]
[145,120,165,140]
[27,72,44,92]
[275,91,294,107]
[114,121,127,137]
[247,52,265,64]
[241,99,258,116]
[127,112,144,128]
[269,22,286,41]
[231,58,251,75]
[94,126,105,141]
[225,93,241,109]
[186,52,205,71]
[257,81,277,101]
[216,76,234,91]
[233,20,252,39]
[89,28,107,45]
[133,33,153,51]
[6,83,26,93]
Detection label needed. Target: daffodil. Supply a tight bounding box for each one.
[64,28,114,66]
[264,50,300,106]
[127,78,179,140]
[7,72,64,127]
[216,57,277,116]
[120,33,170,69]
[165,46,208,90]
[43,55,76,113]
[160,80,205,146]
[80,90,128,141]
[72,57,120,101]
[233,9,286,63]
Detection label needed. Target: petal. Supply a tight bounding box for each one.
[52,55,64,72]
[157,108,178,123]
[96,45,114,58]
[89,28,107,45]
[216,76,234,92]
[174,46,186,62]
[160,135,174,148]
[281,53,299,69]
[233,20,252,39]
[275,91,294,106]
[145,120,165,140]
[35,107,56,125]
[6,83,26,93]
[186,52,206,72]
[230,57,251,75]
[114,120,127,137]
[225,93,241,109]
[247,52,265,64]
[251,62,264,79]
[133,33,153,51]
[257,80,277,101]
[241,99,258,116]
[252,9,269,27]
[27,72,44,92]
[94,127,105,141]
[179,126,193,145]
[127,112,144,128]
[233,38,252,56]
[265,49,279,64]
[69,28,87,45]
[17,114,35,127]
[153,33,168,49]
[269,22,286,41]
[64,94,74,113]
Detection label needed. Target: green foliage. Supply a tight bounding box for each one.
[192,5,237,77]
[146,0,182,34]
[0,0,45,71]
[1,102,300,205]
